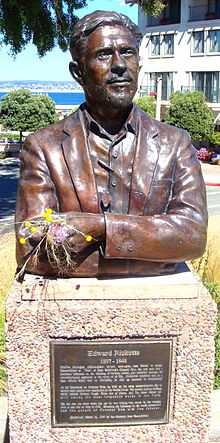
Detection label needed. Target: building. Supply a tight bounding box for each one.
[129,0,220,123]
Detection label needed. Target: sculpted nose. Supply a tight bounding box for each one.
[111,52,126,75]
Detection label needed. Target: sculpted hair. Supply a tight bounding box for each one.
[69,10,142,61]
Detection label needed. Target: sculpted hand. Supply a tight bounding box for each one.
[56,212,105,256]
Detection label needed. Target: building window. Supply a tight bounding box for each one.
[192,31,204,54]
[207,30,220,53]
[150,35,160,56]
[208,0,217,14]
[191,29,220,56]
[163,34,174,55]
[150,34,174,57]
[189,0,219,20]
[150,72,174,100]
[192,71,220,102]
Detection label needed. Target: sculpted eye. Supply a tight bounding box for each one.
[97,51,112,60]
[120,48,136,56]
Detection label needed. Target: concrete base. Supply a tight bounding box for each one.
[6,267,216,443]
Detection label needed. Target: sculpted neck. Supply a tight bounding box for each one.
[86,101,132,135]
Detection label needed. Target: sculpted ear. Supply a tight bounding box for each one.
[69,61,84,86]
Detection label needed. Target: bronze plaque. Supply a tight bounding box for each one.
[50,339,172,427]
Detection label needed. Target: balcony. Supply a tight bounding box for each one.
[147,0,180,26]
[148,15,180,26]
[189,5,220,21]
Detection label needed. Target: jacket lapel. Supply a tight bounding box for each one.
[129,112,160,215]
[61,107,160,216]
[62,110,100,213]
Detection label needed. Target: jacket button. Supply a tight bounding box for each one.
[112,150,118,158]
[116,245,121,251]
[128,244,134,252]
[111,180,117,187]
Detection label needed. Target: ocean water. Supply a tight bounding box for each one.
[0,91,85,105]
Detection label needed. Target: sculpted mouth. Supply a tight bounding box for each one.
[107,79,132,85]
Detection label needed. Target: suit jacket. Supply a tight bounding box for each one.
[15,105,207,278]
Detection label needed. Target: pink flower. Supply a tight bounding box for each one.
[48,223,69,243]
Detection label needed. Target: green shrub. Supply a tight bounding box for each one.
[166,91,215,142]
[204,282,220,389]
[215,314,220,389]
[0,88,57,142]
[0,132,21,141]
[134,95,156,118]
[210,132,220,146]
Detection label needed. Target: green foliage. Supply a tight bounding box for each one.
[166,91,215,142]
[0,132,21,141]
[0,0,87,56]
[204,282,220,389]
[0,89,57,137]
[210,132,220,146]
[215,314,220,389]
[137,0,165,15]
[134,95,156,117]
[0,0,166,56]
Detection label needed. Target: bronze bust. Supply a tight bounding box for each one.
[15,10,207,278]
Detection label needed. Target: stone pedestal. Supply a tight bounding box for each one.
[6,267,216,443]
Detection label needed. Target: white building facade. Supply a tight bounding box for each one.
[136,0,220,118]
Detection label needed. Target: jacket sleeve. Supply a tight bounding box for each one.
[15,135,105,270]
[15,134,58,268]
[104,132,208,262]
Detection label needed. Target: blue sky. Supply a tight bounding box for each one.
[0,0,138,82]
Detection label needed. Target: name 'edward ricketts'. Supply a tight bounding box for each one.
[87,350,140,358]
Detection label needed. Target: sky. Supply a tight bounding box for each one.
[0,0,138,82]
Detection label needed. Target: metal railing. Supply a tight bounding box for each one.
[139,86,157,97]
[139,85,220,103]
[139,84,173,101]
[148,15,180,26]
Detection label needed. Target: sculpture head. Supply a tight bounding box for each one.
[69,10,141,112]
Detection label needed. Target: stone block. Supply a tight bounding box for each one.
[6,267,217,443]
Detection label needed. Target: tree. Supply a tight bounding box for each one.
[125,0,165,16]
[134,95,156,117]
[166,91,215,142]
[0,89,57,142]
[0,0,165,56]
[0,0,86,56]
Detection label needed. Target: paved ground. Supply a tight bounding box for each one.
[0,157,19,234]
[207,187,220,216]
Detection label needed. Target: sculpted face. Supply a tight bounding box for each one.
[73,25,139,110]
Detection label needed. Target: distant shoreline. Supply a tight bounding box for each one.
[0,88,83,93]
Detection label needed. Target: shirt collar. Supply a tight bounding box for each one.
[80,103,137,141]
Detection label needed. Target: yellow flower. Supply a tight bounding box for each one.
[31,227,38,233]
[85,235,93,242]
[24,221,31,228]
[19,237,26,245]
[46,208,53,215]
[45,215,54,223]
[43,208,53,219]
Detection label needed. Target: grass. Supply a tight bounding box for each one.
[0,232,16,393]
[204,281,220,389]
[191,215,220,387]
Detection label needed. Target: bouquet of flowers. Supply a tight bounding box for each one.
[15,208,97,280]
